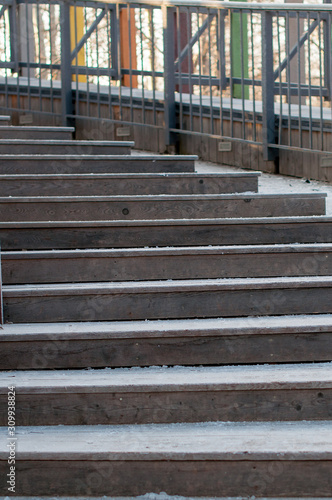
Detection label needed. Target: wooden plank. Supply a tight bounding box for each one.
[0,126,74,140]
[0,115,10,124]
[0,364,331,425]
[3,277,332,323]
[0,193,326,222]
[1,330,331,369]
[1,315,331,369]
[0,172,260,197]
[0,155,196,174]
[3,314,332,340]
[0,422,331,496]
[3,244,332,284]
[1,459,331,497]
[0,217,331,250]
[1,387,331,426]
[0,139,134,155]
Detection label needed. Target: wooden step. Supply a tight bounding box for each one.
[1,216,331,250]
[0,115,10,125]
[0,172,259,196]
[3,244,332,284]
[0,193,326,222]
[1,315,331,369]
[3,277,332,323]
[0,125,74,140]
[0,139,134,156]
[0,363,331,426]
[0,154,196,174]
[0,421,331,496]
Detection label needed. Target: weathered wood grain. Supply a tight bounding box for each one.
[1,217,332,250]
[0,194,326,222]
[1,459,331,497]
[1,315,331,369]
[0,172,259,197]
[1,388,331,426]
[0,364,331,425]
[0,126,74,140]
[0,139,134,155]
[0,115,10,124]
[0,422,332,496]
[1,331,332,369]
[3,277,332,323]
[0,459,332,499]
[3,244,332,284]
[0,155,196,174]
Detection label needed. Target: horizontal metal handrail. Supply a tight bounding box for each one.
[26,0,332,12]
[1,0,332,168]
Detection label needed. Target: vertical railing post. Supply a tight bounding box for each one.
[261,11,276,161]
[60,0,73,126]
[323,0,332,100]
[163,5,177,150]
[8,0,19,74]
[231,0,249,99]
[0,244,3,325]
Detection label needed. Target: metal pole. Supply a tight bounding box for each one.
[60,0,73,126]
[8,0,18,74]
[261,11,276,161]
[323,0,332,100]
[163,5,177,150]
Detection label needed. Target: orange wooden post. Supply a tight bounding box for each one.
[174,11,192,94]
[120,7,138,87]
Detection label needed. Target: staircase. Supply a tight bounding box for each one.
[0,124,332,498]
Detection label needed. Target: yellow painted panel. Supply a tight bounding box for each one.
[70,6,86,83]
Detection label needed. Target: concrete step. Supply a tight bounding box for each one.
[0,421,331,496]
[0,193,326,222]
[0,154,196,174]
[1,315,331,369]
[0,171,259,196]
[0,125,74,140]
[0,363,331,426]
[3,277,332,323]
[0,139,134,155]
[3,244,332,284]
[1,216,331,250]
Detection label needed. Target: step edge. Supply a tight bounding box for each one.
[1,315,332,340]
[3,243,332,259]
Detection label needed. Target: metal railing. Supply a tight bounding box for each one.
[1,0,332,161]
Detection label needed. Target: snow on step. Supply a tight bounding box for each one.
[1,422,332,496]
[2,362,332,393]
[2,314,332,339]
[1,421,331,460]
